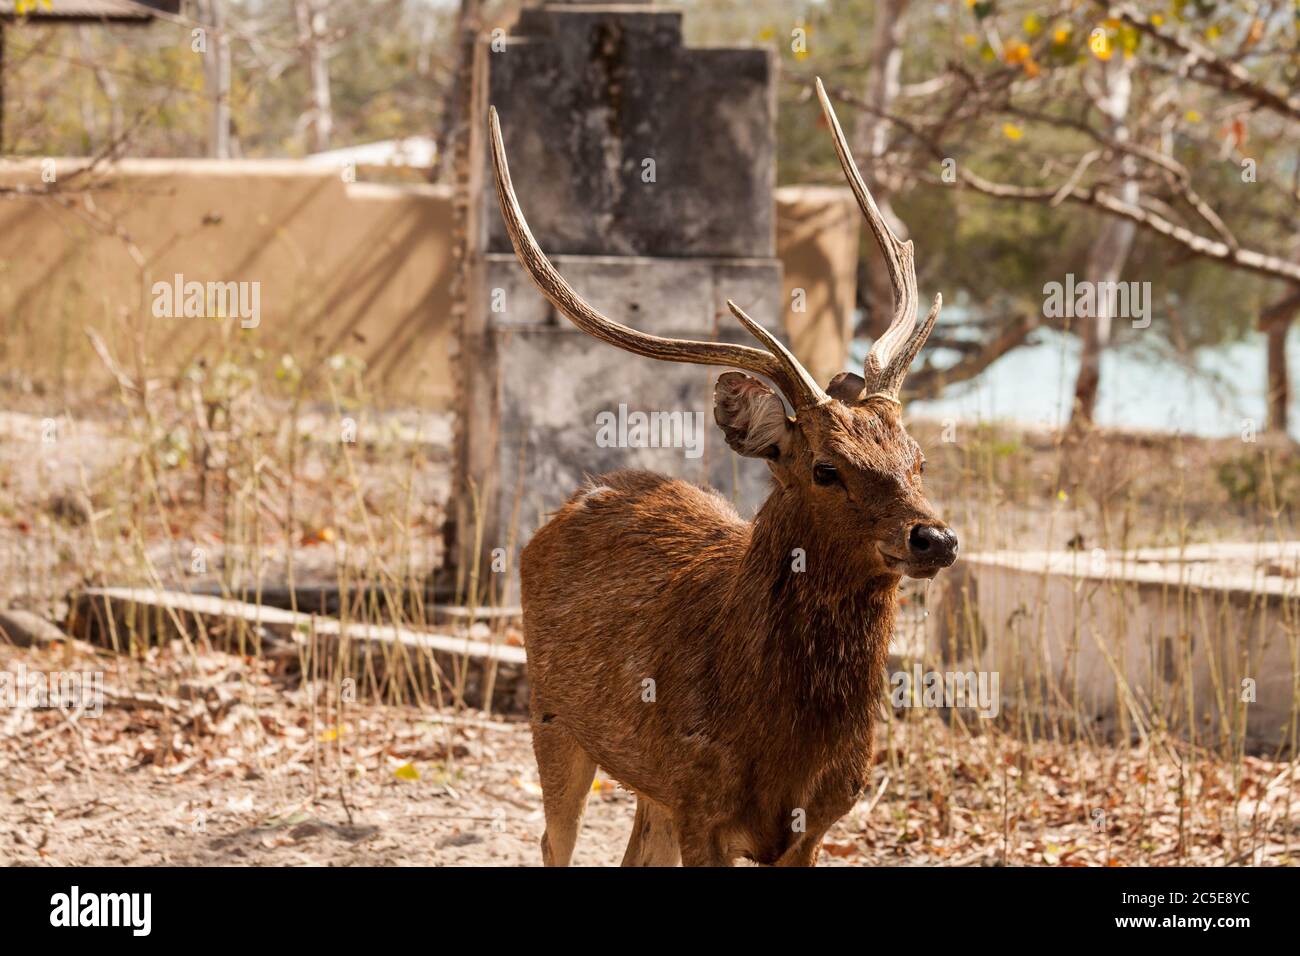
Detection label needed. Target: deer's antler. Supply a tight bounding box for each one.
[815,78,941,402]
[488,106,830,411]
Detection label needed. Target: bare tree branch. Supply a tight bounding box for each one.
[805,79,1300,284]
[1110,3,1300,123]
[906,312,1041,399]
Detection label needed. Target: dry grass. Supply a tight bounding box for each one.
[2,339,1299,865]
[3,634,1294,866]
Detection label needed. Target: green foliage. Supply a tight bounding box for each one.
[1216,453,1300,508]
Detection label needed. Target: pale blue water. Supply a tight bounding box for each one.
[850,326,1298,439]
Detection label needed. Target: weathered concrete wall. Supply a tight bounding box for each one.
[485,5,775,258]
[927,543,1300,753]
[483,253,784,544]
[458,2,785,600]
[0,159,457,406]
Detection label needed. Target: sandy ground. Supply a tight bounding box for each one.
[4,636,1297,867]
[0,641,735,867]
[3,719,638,867]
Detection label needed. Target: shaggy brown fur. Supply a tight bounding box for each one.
[521,385,956,867]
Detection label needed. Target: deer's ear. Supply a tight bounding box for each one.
[827,371,866,403]
[714,371,794,460]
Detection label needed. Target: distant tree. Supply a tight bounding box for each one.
[293,0,333,153]
[195,0,233,158]
[2,0,457,160]
[782,0,1299,431]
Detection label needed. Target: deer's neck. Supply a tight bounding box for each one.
[719,488,898,743]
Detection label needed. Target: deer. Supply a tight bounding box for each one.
[488,78,957,867]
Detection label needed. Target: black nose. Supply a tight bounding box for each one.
[908,524,958,566]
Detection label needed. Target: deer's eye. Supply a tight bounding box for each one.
[813,463,840,486]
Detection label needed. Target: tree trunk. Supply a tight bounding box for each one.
[77,28,100,150]
[1070,55,1138,429]
[295,0,333,154]
[1073,216,1137,425]
[1,22,8,154]
[855,0,910,340]
[79,26,124,149]
[1265,317,1290,434]
[198,0,232,159]
[1262,288,1300,434]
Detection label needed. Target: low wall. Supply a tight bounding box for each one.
[0,158,458,407]
[776,185,860,389]
[0,161,857,408]
[927,542,1300,753]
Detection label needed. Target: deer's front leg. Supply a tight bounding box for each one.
[774,830,831,867]
[675,819,733,867]
[775,776,865,867]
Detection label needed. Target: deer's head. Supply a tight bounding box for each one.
[489,79,957,580]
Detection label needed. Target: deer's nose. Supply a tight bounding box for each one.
[908,524,958,566]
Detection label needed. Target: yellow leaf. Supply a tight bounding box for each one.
[1002,123,1024,141]
[1004,40,1031,65]
[1023,14,1042,36]
[1185,110,1202,123]
[394,762,420,781]
[1089,28,1113,60]
[1118,24,1141,55]
[316,722,350,742]
[1151,13,1164,26]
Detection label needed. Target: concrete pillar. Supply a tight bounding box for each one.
[450,1,782,604]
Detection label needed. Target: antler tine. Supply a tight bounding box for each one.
[878,292,942,397]
[725,301,829,408]
[814,78,938,399]
[489,106,829,410]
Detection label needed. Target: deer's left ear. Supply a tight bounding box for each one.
[828,371,866,403]
[714,371,794,460]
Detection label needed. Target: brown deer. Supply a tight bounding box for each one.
[489,78,956,867]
